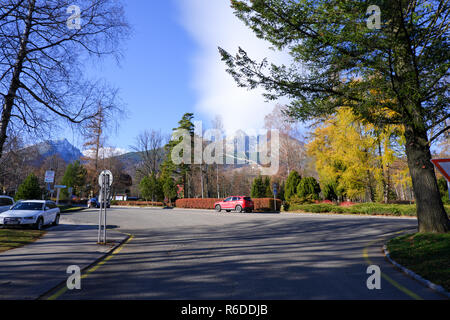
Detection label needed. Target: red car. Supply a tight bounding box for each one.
[214,196,254,213]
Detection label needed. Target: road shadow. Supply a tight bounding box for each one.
[59,216,423,300]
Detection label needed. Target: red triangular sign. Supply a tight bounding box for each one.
[431,159,450,182]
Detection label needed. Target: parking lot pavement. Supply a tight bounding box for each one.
[0,217,128,300]
[56,207,445,300]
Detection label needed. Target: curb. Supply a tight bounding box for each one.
[37,232,131,300]
[383,245,450,299]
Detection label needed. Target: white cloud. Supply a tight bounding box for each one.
[176,0,292,134]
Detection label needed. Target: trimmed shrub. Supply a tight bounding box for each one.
[285,170,301,201]
[253,198,282,212]
[289,203,344,213]
[114,201,164,207]
[339,201,356,207]
[175,198,282,212]
[297,177,321,200]
[175,198,218,209]
[286,202,443,217]
[322,181,338,201]
[251,176,266,198]
[289,194,317,205]
[315,200,334,204]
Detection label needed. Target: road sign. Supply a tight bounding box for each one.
[44,171,55,183]
[431,159,450,182]
[432,159,450,201]
[54,185,67,189]
[98,170,113,187]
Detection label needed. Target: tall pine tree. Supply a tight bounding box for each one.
[220,0,450,232]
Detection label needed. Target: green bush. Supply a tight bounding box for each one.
[289,194,317,205]
[251,176,266,198]
[15,174,42,201]
[289,203,343,213]
[322,181,338,201]
[287,202,446,217]
[297,177,321,200]
[285,170,301,201]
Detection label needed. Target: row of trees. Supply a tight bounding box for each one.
[307,107,410,203]
[250,176,275,198]
[219,0,450,233]
[11,154,132,202]
[135,113,255,203]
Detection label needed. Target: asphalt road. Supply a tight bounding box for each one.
[56,207,444,300]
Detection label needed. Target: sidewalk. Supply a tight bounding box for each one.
[0,218,128,300]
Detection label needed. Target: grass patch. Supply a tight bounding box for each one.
[288,203,450,217]
[0,229,46,253]
[58,205,86,213]
[387,233,450,292]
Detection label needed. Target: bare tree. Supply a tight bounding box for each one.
[264,104,306,179]
[0,0,129,159]
[82,92,123,197]
[211,115,224,198]
[132,129,166,179]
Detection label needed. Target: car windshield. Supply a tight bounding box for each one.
[11,202,43,211]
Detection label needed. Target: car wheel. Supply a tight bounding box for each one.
[52,214,60,226]
[34,217,43,230]
[235,205,242,213]
[215,205,221,212]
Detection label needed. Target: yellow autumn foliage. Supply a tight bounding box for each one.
[307,107,405,201]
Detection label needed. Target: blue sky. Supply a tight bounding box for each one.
[70,0,197,153]
[64,0,293,154]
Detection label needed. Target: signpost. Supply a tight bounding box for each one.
[431,159,450,201]
[273,183,278,211]
[45,170,55,183]
[98,170,113,244]
[54,185,66,205]
[45,170,55,198]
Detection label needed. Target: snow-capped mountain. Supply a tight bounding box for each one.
[30,138,83,164]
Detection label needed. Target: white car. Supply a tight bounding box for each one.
[0,200,60,230]
[0,195,14,213]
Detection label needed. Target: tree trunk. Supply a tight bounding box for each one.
[216,164,220,198]
[0,0,36,159]
[404,125,449,233]
[377,140,389,204]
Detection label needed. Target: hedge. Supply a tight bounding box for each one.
[175,198,217,210]
[113,201,164,207]
[288,203,450,217]
[175,198,282,212]
[253,198,282,212]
